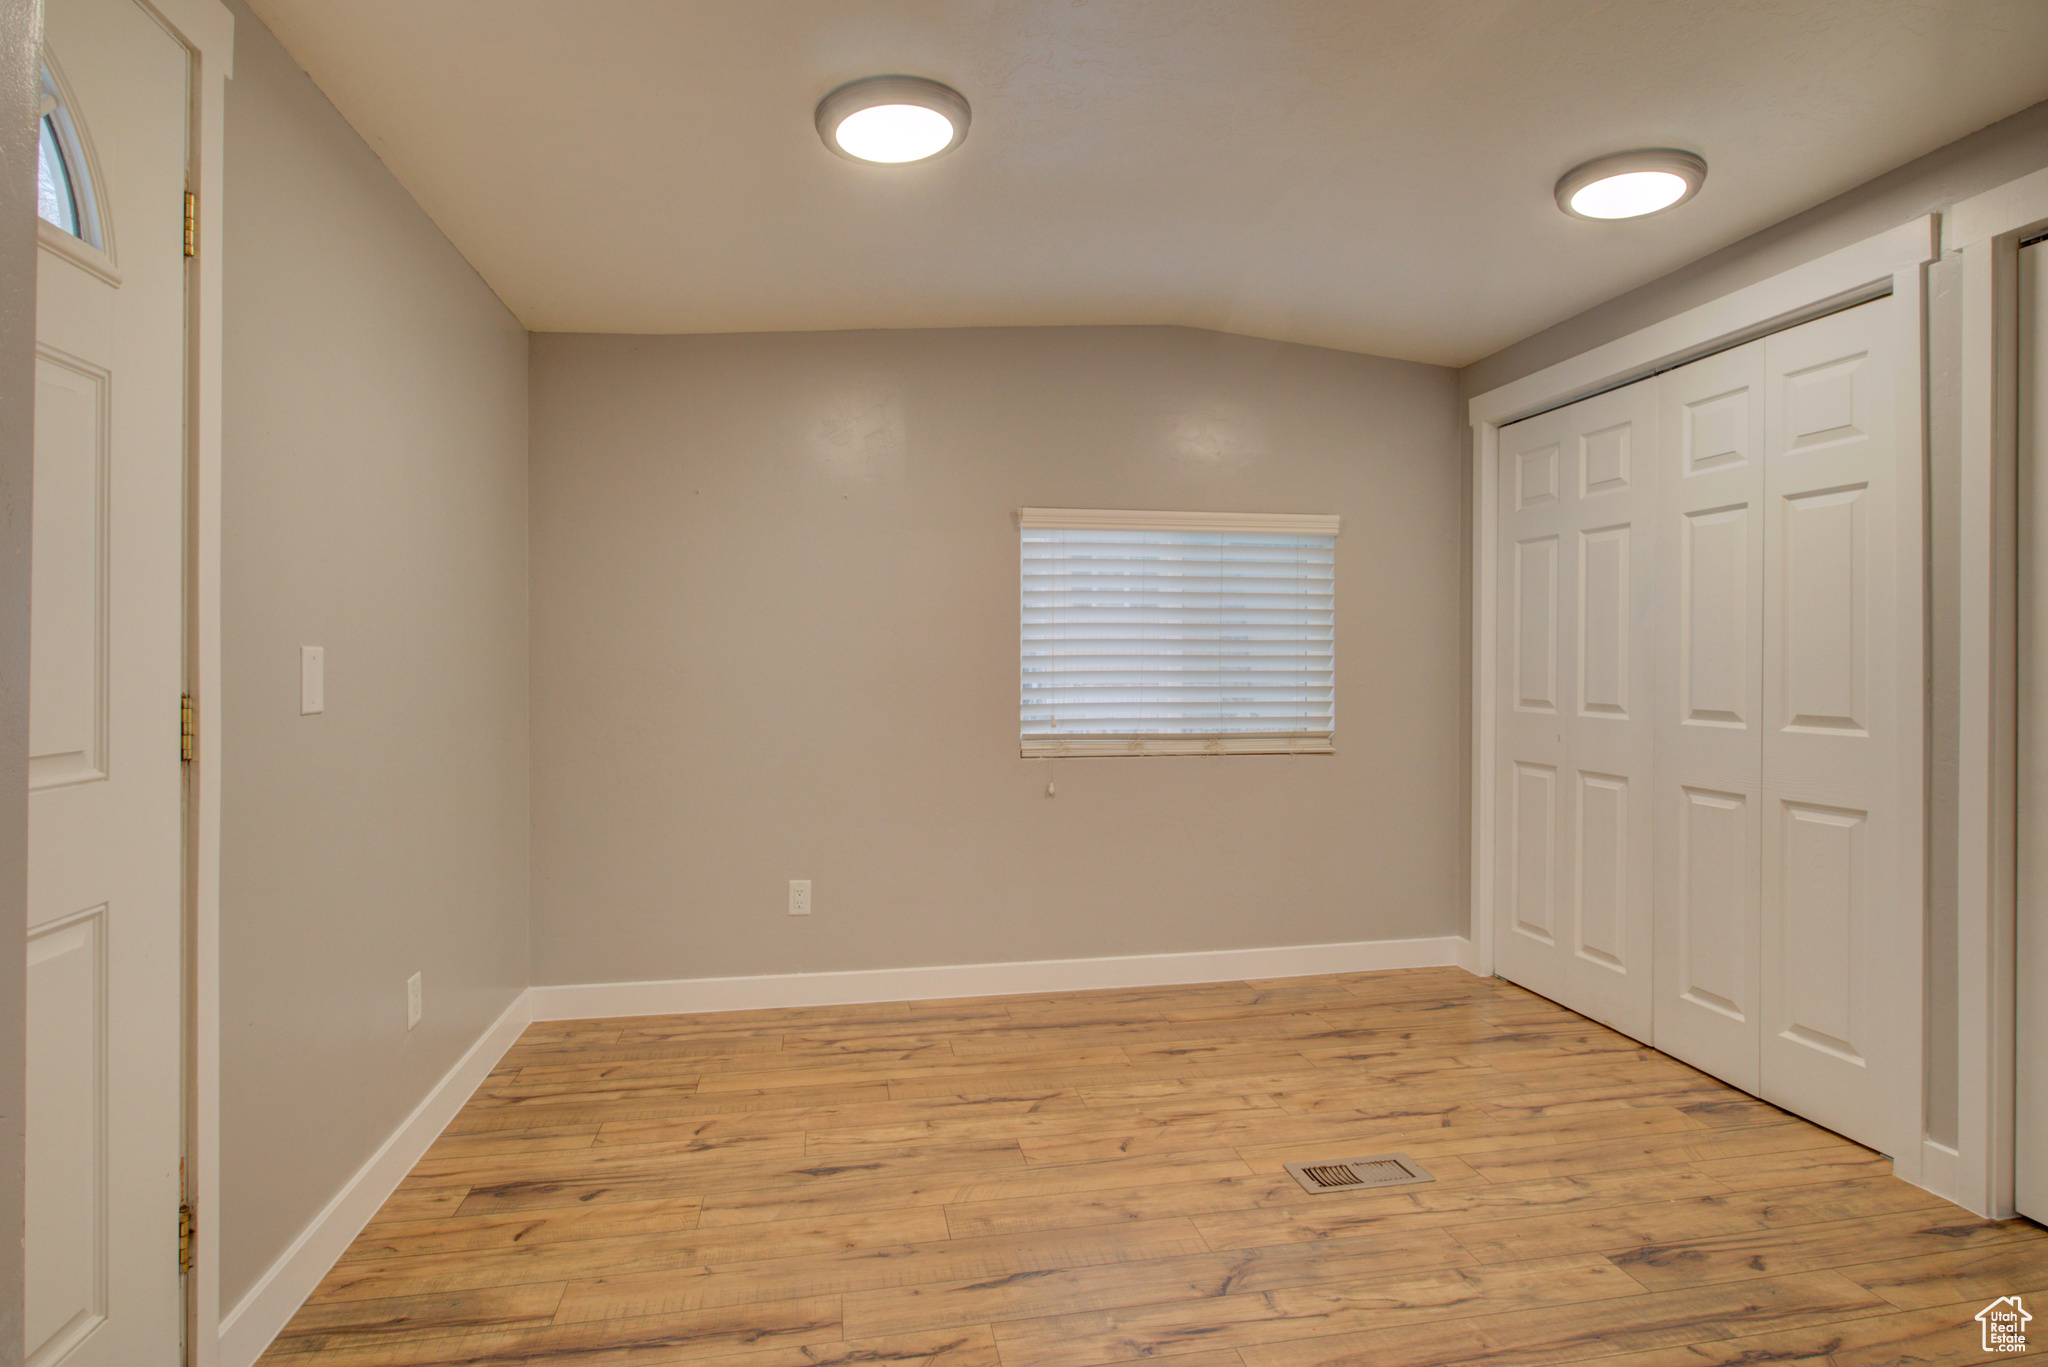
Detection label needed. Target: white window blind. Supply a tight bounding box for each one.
[1020,508,1338,757]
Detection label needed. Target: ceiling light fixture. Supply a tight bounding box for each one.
[1555,149,1707,220]
[816,76,970,165]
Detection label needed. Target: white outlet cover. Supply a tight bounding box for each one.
[789,880,811,915]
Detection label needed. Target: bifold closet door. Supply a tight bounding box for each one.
[1497,296,1918,1162]
[1757,297,1918,1162]
[1495,378,1659,1043]
[1652,340,1767,1093]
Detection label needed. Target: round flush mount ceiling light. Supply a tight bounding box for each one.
[816,76,970,164]
[1555,149,1707,220]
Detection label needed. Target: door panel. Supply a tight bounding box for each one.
[28,0,189,1363]
[1778,801,1864,1059]
[1653,341,1765,1091]
[1495,378,1658,1041]
[1578,525,1631,716]
[1575,770,1629,966]
[1680,507,1749,724]
[1678,787,1749,1015]
[25,909,105,1366]
[1514,536,1560,712]
[1511,762,1558,940]
[1758,298,1916,1161]
[1780,485,1867,732]
[29,351,108,789]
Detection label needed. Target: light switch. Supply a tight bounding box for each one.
[301,645,324,715]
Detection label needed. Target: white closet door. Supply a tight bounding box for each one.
[1652,341,1767,1091]
[2017,238,2047,1224]
[1758,297,1920,1161]
[1495,378,1659,1042]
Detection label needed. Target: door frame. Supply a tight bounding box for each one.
[1465,215,1937,1187]
[110,0,232,1361]
[1948,167,2048,1222]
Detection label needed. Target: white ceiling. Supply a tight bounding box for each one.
[245,0,2048,367]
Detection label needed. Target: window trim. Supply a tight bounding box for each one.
[1019,507,1340,759]
[1019,507,1341,537]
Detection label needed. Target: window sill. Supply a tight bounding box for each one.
[1021,735,1334,758]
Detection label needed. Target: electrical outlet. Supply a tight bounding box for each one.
[788,880,811,916]
[406,971,422,1030]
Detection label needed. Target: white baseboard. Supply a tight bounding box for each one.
[527,935,1469,1020]
[216,991,533,1367]
[1915,1136,1965,1208]
[1454,934,1488,977]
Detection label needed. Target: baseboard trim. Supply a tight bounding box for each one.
[1454,934,1488,977]
[1915,1136,1965,1208]
[527,935,1469,1020]
[216,991,533,1367]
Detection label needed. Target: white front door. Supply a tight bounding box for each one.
[27,0,190,1362]
[1494,376,1660,1043]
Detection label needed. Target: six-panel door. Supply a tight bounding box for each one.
[1495,377,1659,1044]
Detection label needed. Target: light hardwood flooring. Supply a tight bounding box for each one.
[257,966,2048,1366]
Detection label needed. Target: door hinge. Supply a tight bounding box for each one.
[183,187,196,258]
[178,1202,194,1273]
[181,693,193,762]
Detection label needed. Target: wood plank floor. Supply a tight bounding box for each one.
[258,966,2048,1366]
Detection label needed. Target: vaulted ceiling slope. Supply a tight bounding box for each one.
[247,0,2048,367]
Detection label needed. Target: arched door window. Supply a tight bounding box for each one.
[37,62,103,250]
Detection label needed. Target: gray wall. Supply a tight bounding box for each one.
[0,1,35,1361]
[219,0,529,1309]
[529,327,1464,986]
[1458,97,2048,1157]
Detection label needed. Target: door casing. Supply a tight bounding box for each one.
[1946,168,2048,1223]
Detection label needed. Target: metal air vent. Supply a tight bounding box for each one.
[1284,1153,1434,1194]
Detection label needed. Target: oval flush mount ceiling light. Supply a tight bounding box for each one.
[816,76,970,164]
[1555,149,1707,220]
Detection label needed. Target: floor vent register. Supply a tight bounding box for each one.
[1283,1153,1435,1194]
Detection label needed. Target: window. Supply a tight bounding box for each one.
[36,64,101,250]
[37,111,78,236]
[1020,507,1338,757]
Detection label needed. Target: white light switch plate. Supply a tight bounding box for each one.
[301,645,325,715]
[406,971,422,1030]
[788,880,811,915]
